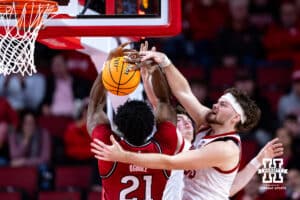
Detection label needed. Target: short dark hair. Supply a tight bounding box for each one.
[114,100,154,146]
[224,88,261,132]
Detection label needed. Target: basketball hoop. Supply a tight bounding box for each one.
[0,0,58,76]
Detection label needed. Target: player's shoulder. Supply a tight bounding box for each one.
[206,139,240,158]
[91,123,112,140]
[157,121,176,128]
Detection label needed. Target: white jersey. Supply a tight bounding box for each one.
[182,128,241,200]
[162,140,191,200]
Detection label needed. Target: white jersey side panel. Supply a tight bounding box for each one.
[162,140,191,200]
[182,129,241,200]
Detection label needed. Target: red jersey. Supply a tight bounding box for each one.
[92,121,177,200]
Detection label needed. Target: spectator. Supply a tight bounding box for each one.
[0,75,26,111]
[278,69,300,123]
[286,168,300,200]
[0,97,18,166]
[0,73,45,111]
[276,127,293,167]
[215,0,264,67]
[160,0,228,65]
[283,114,300,138]
[248,0,275,33]
[0,97,18,129]
[235,174,263,200]
[64,98,100,190]
[42,53,90,117]
[234,69,273,133]
[25,73,46,111]
[0,123,9,166]
[9,110,51,167]
[64,99,93,163]
[185,0,228,41]
[263,1,300,61]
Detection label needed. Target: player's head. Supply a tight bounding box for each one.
[176,106,194,143]
[206,88,261,132]
[114,100,154,146]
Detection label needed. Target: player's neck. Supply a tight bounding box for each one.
[210,124,236,136]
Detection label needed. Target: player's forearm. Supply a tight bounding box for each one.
[89,73,106,109]
[121,148,211,171]
[87,72,107,134]
[162,65,210,127]
[162,64,191,100]
[152,67,171,103]
[229,159,259,196]
[122,151,174,170]
[142,74,158,108]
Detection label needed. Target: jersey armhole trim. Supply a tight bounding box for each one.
[100,162,118,179]
[210,136,241,174]
[153,140,171,179]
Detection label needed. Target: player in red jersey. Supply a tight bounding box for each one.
[86,44,180,200]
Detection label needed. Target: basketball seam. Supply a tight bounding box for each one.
[108,60,120,85]
[117,60,125,95]
[105,89,129,95]
[103,78,139,90]
[117,70,137,86]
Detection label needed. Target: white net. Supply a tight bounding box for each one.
[0,1,57,76]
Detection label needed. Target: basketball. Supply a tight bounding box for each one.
[102,56,141,96]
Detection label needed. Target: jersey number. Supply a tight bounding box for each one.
[120,175,153,200]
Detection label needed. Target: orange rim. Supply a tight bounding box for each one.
[0,0,58,13]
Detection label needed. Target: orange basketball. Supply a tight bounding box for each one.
[102,56,141,96]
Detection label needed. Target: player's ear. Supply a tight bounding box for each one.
[232,114,241,125]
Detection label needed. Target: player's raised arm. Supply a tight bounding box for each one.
[151,67,176,125]
[229,138,284,196]
[140,51,210,130]
[87,43,137,136]
[87,72,109,136]
[139,42,159,109]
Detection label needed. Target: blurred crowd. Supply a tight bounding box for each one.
[0,0,300,199]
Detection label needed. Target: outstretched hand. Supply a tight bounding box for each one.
[256,138,284,163]
[91,135,126,162]
[139,51,171,68]
[107,42,137,61]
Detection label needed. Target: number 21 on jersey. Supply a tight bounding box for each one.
[120,175,153,200]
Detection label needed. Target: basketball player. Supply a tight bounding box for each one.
[86,45,181,200]
[91,50,284,199]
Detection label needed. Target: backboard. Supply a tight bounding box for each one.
[38,0,182,38]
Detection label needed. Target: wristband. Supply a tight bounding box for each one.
[250,157,262,170]
[159,54,172,68]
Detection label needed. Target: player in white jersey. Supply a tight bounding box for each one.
[91,50,284,199]
[139,45,194,199]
